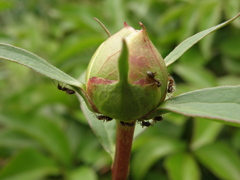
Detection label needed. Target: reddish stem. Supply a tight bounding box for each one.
[112,121,136,180]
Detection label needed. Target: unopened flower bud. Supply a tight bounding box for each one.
[85,22,168,121]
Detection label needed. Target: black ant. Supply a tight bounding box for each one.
[141,120,152,128]
[167,76,175,93]
[147,71,162,87]
[120,121,135,126]
[96,115,113,122]
[57,83,75,94]
[153,115,163,123]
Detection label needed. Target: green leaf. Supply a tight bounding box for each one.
[0,149,57,180]
[195,142,240,180]
[159,86,240,127]
[0,129,37,149]
[131,137,185,180]
[164,153,200,180]
[164,13,240,66]
[80,99,116,160]
[0,43,83,88]
[67,166,97,180]
[198,0,221,59]
[0,114,72,166]
[190,118,223,150]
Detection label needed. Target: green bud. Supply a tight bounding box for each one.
[85,22,168,121]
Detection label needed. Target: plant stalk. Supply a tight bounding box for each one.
[112,121,136,180]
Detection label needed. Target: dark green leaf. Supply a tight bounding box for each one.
[0,114,72,166]
[195,142,240,180]
[0,149,57,180]
[131,137,185,180]
[191,118,223,150]
[164,153,200,180]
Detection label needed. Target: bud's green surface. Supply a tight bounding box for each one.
[86,22,168,121]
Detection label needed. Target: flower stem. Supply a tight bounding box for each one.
[112,121,136,180]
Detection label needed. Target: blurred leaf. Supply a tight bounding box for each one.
[164,153,200,180]
[53,35,104,63]
[131,137,185,180]
[158,86,240,127]
[0,114,72,166]
[67,166,97,180]
[179,47,205,67]
[0,129,38,149]
[177,3,200,42]
[0,43,83,88]
[191,118,223,150]
[223,57,240,75]
[224,0,240,28]
[195,142,240,180]
[164,13,240,66]
[219,34,240,58]
[198,0,221,59]
[0,149,57,180]
[174,64,217,88]
[218,75,240,86]
[80,99,116,160]
[231,129,240,150]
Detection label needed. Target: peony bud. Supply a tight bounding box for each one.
[85,22,168,121]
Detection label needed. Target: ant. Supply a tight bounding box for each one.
[167,76,175,93]
[140,120,152,128]
[120,121,135,126]
[153,115,163,123]
[147,71,162,87]
[96,115,113,122]
[56,83,75,95]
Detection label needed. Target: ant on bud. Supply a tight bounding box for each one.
[96,115,113,122]
[167,76,175,94]
[141,120,152,128]
[120,121,135,126]
[57,83,75,94]
[147,71,162,87]
[153,115,163,123]
[52,80,75,95]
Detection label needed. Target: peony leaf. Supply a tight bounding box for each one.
[160,86,240,127]
[0,43,83,88]
[164,13,240,66]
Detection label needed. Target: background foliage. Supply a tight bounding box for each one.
[0,0,239,179]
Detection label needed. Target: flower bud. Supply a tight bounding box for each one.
[85,22,168,121]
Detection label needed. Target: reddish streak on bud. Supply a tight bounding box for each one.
[124,22,130,28]
[89,77,116,85]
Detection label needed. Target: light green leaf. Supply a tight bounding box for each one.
[159,86,240,127]
[80,99,116,160]
[190,118,223,150]
[164,153,200,180]
[198,0,221,59]
[0,114,72,166]
[0,43,83,88]
[0,149,57,180]
[195,142,240,180]
[131,137,185,180]
[164,13,240,66]
[67,166,97,180]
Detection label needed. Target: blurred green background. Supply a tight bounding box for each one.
[0,0,240,180]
